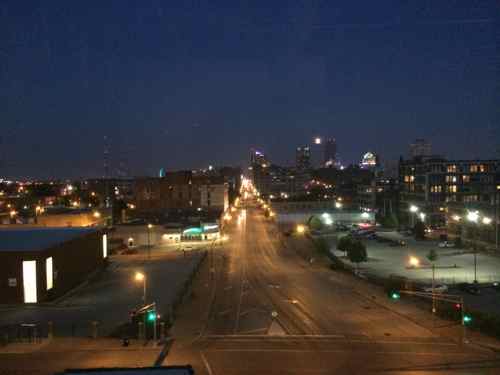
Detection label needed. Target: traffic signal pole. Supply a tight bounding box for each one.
[397,290,468,345]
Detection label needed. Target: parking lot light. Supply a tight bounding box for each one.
[134,272,146,305]
[408,256,420,268]
[482,217,492,225]
[467,211,479,223]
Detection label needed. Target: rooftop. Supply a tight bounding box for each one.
[0,227,98,252]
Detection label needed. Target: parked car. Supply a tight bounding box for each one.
[389,240,407,247]
[423,284,448,293]
[438,241,455,248]
[458,283,481,295]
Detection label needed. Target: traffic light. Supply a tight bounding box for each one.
[389,291,400,300]
[454,303,462,310]
[147,311,156,322]
[463,314,472,325]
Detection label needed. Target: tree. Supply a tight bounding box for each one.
[314,237,330,255]
[382,213,399,229]
[347,239,368,273]
[427,249,438,263]
[337,235,353,257]
[308,216,324,232]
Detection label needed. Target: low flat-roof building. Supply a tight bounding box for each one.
[0,227,107,304]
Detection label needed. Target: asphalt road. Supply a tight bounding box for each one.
[167,205,500,374]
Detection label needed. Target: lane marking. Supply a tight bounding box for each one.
[201,351,215,375]
[206,349,474,356]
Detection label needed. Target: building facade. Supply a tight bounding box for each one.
[399,156,500,229]
[324,138,337,167]
[133,172,228,215]
[296,146,311,170]
[0,228,106,304]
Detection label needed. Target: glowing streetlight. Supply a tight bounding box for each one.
[134,272,146,305]
[93,211,101,219]
[419,212,426,221]
[466,211,480,283]
[408,256,420,268]
[482,217,492,225]
[467,211,479,223]
[9,210,17,218]
[409,205,419,213]
[335,202,343,209]
[296,224,306,234]
[452,215,461,222]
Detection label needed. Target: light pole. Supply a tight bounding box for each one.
[147,224,153,260]
[467,211,479,283]
[135,272,146,305]
[495,187,499,252]
[35,205,42,224]
[409,205,419,229]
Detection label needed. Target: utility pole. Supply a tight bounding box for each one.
[495,189,499,252]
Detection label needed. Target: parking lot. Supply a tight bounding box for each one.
[326,230,500,315]
[0,245,206,338]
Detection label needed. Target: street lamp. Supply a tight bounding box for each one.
[135,272,146,305]
[408,256,420,268]
[466,211,480,283]
[482,217,492,225]
[296,224,306,234]
[409,205,419,228]
[335,202,343,209]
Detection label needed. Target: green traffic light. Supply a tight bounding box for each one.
[463,315,472,324]
[147,311,156,322]
[390,292,400,300]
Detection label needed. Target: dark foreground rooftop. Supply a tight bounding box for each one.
[0,227,97,252]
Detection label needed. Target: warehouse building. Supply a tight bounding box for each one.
[0,227,107,304]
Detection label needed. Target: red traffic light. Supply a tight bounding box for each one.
[455,303,461,310]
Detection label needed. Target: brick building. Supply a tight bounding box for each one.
[0,227,107,304]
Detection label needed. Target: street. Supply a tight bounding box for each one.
[166,206,500,374]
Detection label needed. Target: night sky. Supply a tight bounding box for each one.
[1,1,498,179]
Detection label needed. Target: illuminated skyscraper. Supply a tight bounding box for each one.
[296,146,311,170]
[324,138,337,167]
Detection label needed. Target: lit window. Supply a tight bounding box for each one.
[470,165,478,173]
[102,234,108,258]
[22,260,37,303]
[462,175,470,183]
[46,257,53,290]
[447,165,457,173]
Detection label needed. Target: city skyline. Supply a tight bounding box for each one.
[1,1,498,179]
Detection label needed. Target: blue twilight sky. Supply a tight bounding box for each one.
[1,1,498,179]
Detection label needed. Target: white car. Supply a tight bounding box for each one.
[423,284,448,293]
[438,241,454,248]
